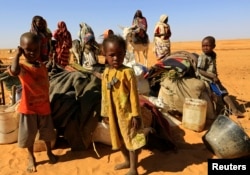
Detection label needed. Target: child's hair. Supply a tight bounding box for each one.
[202,36,216,46]
[20,32,40,44]
[102,34,127,52]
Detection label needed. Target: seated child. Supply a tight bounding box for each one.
[197,36,244,117]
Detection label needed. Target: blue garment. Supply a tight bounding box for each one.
[210,82,228,96]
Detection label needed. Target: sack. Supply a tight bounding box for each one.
[159,77,215,119]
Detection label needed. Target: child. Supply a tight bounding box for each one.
[197,36,244,117]
[101,35,145,175]
[8,32,57,173]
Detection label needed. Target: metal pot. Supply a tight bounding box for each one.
[202,115,250,158]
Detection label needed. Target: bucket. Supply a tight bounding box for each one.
[202,115,250,158]
[182,98,207,132]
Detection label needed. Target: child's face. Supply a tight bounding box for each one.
[104,42,125,69]
[21,37,40,63]
[202,39,215,55]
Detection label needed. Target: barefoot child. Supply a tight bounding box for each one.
[197,36,244,117]
[101,35,145,175]
[8,32,57,172]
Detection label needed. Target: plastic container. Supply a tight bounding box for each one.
[182,98,207,132]
[202,115,250,158]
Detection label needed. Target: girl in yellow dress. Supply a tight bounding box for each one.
[101,35,145,175]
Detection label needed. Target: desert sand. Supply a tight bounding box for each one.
[0,39,250,175]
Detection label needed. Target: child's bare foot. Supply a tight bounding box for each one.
[125,169,139,175]
[47,152,58,164]
[114,161,130,170]
[27,156,36,173]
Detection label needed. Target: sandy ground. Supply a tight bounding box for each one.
[0,39,250,175]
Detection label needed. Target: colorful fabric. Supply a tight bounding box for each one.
[154,57,191,80]
[83,33,94,44]
[9,62,51,115]
[154,14,171,40]
[154,39,171,59]
[53,21,72,67]
[78,22,95,45]
[157,57,191,73]
[101,65,144,151]
[153,14,171,59]
[132,17,148,32]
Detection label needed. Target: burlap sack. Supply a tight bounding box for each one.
[159,77,215,119]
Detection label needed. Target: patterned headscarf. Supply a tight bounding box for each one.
[84,33,94,44]
[53,21,72,49]
[55,21,68,37]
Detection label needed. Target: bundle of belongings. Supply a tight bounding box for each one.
[48,62,176,152]
[145,51,215,119]
[47,62,105,150]
[123,51,150,95]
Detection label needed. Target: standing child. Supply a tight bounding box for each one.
[197,36,244,117]
[101,35,145,175]
[8,32,57,173]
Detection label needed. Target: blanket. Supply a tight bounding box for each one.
[49,64,104,150]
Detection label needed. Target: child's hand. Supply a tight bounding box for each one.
[131,116,141,130]
[16,46,23,57]
[213,76,219,82]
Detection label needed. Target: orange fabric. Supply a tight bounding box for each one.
[12,62,51,115]
[103,29,114,39]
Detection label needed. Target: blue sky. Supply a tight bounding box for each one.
[0,0,249,48]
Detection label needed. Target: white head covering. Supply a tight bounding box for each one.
[160,14,168,23]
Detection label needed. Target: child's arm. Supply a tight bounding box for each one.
[131,116,141,130]
[198,68,219,82]
[10,46,22,75]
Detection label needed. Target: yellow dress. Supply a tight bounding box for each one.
[101,65,144,151]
